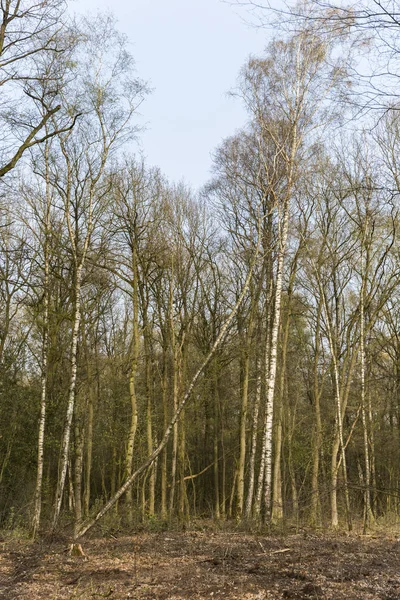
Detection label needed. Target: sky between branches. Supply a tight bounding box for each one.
[73,0,269,189]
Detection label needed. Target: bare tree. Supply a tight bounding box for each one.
[0,0,82,178]
[49,15,147,532]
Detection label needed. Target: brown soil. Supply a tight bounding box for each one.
[1,530,400,599]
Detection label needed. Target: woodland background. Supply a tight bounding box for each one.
[1,0,400,540]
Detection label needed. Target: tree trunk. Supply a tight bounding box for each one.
[245,357,261,519]
[310,301,323,527]
[53,264,83,529]
[330,429,340,529]
[160,342,169,520]
[262,201,290,522]
[125,248,140,521]
[145,327,155,516]
[31,141,51,537]
[169,339,179,515]
[271,388,284,524]
[360,274,373,532]
[84,388,94,519]
[237,343,250,518]
[254,319,271,521]
[73,417,84,537]
[82,320,96,519]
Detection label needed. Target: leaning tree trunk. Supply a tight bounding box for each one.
[74,237,260,540]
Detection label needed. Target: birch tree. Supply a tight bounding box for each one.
[50,15,147,531]
[238,24,348,521]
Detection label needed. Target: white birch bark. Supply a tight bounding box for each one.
[254,320,271,520]
[271,253,298,523]
[262,209,289,520]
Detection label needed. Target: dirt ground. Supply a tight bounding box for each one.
[1,529,400,599]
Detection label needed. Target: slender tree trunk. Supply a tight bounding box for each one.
[74,417,84,536]
[237,281,258,519]
[84,389,94,518]
[208,354,220,519]
[68,460,75,513]
[245,357,261,519]
[178,415,186,518]
[32,142,51,537]
[144,323,155,516]
[312,267,353,532]
[254,319,271,520]
[368,382,377,514]
[125,248,140,521]
[271,249,300,523]
[178,342,187,518]
[271,386,284,523]
[330,330,352,531]
[237,342,250,518]
[310,301,323,527]
[169,338,179,515]
[360,273,373,532]
[262,201,290,522]
[288,401,299,525]
[160,342,169,520]
[330,428,340,529]
[53,265,83,528]
[32,290,49,537]
[272,313,291,521]
[220,390,226,520]
[111,446,117,499]
[82,321,96,518]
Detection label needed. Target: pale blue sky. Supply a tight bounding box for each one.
[72,0,267,189]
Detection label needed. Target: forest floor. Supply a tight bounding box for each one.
[0,527,400,599]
